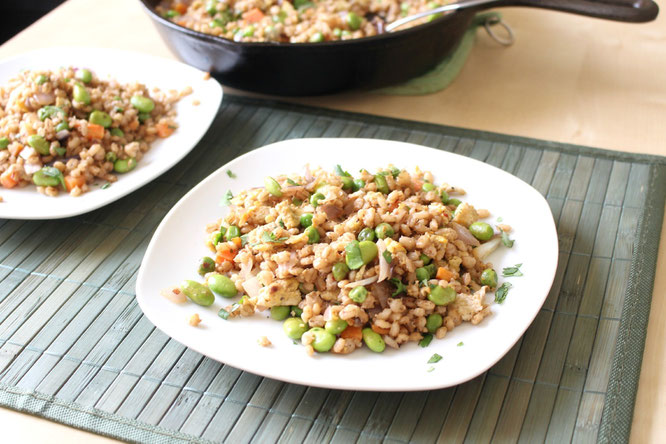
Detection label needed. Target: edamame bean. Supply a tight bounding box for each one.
[415,267,430,282]
[105,152,117,163]
[362,328,386,352]
[198,256,216,276]
[359,240,378,264]
[428,285,457,306]
[32,166,64,188]
[340,176,353,190]
[283,317,308,339]
[310,327,336,352]
[345,240,379,269]
[226,225,240,240]
[352,179,365,191]
[55,121,69,132]
[180,280,214,306]
[309,32,324,42]
[110,128,124,137]
[130,95,155,113]
[0,137,9,149]
[207,273,237,297]
[419,254,431,265]
[271,306,291,321]
[469,222,494,241]
[422,182,436,192]
[54,146,66,157]
[325,319,348,335]
[27,134,50,155]
[374,223,394,239]
[426,313,443,333]
[440,189,449,203]
[212,231,223,245]
[138,112,150,123]
[310,192,325,208]
[332,262,349,281]
[349,286,368,303]
[76,68,92,84]
[300,213,313,227]
[290,306,303,317]
[347,12,362,30]
[448,198,461,207]
[424,263,437,278]
[374,174,389,194]
[305,226,320,244]
[89,110,112,128]
[358,227,376,242]
[264,176,282,197]
[113,157,137,173]
[73,83,91,104]
[242,25,255,37]
[480,268,498,288]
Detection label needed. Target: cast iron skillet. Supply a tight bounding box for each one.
[140,0,658,96]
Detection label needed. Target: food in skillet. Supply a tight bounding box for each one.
[166,165,516,355]
[0,68,186,196]
[157,0,454,43]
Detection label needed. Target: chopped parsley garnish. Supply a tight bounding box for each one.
[419,334,433,348]
[261,231,289,244]
[287,178,301,186]
[218,308,230,320]
[334,164,351,177]
[39,167,66,189]
[100,182,111,190]
[428,353,443,364]
[389,278,407,297]
[427,366,435,373]
[220,190,233,206]
[382,250,392,264]
[390,166,401,178]
[226,169,237,178]
[292,198,303,206]
[495,282,512,304]
[278,219,286,229]
[457,341,464,347]
[240,235,248,247]
[502,263,523,277]
[496,217,503,222]
[501,230,514,248]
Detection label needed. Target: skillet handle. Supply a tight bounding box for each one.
[495,0,659,23]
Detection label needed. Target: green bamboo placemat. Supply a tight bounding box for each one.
[0,95,664,443]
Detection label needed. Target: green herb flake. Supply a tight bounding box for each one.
[428,353,443,364]
[382,250,392,264]
[501,230,514,248]
[457,341,464,347]
[419,334,433,348]
[390,166,401,178]
[495,282,512,304]
[218,308,230,320]
[496,216,503,222]
[287,178,301,186]
[101,182,111,190]
[261,231,289,244]
[389,278,407,297]
[220,190,233,206]
[40,166,66,189]
[427,366,435,373]
[278,219,286,229]
[240,234,248,247]
[502,263,523,277]
[292,198,303,206]
[334,164,351,177]
[226,169,237,178]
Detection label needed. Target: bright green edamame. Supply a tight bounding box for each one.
[89,110,112,128]
[426,313,443,333]
[309,32,324,42]
[440,189,449,203]
[225,225,240,240]
[32,167,64,188]
[198,256,216,276]
[346,12,362,30]
[362,328,386,352]
[359,240,378,264]
[130,95,155,113]
[76,68,92,83]
[55,121,69,132]
[325,319,348,335]
[358,227,376,242]
[305,226,320,244]
[415,267,430,283]
[207,273,237,297]
[309,327,336,352]
[349,285,368,303]
[374,174,389,194]
[345,240,378,270]
[113,157,137,173]
[448,198,461,207]
[271,306,291,321]
[428,285,457,306]
[212,231,223,245]
[264,176,282,197]
[340,176,353,190]
[73,83,91,105]
[375,222,394,239]
[300,213,313,228]
[180,280,215,306]
[469,222,494,241]
[422,182,435,192]
[27,134,50,155]
[352,179,365,192]
[480,269,498,288]
[419,254,431,265]
[283,317,308,339]
[332,262,349,281]
[310,192,325,208]
[0,137,9,149]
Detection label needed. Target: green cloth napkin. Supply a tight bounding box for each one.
[376,12,500,96]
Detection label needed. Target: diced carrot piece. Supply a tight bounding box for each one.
[173,2,188,14]
[371,324,390,335]
[87,123,105,140]
[216,249,237,263]
[128,120,139,130]
[340,325,363,340]
[436,267,453,281]
[64,175,86,191]
[156,122,175,138]
[242,8,265,23]
[0,170,18,189]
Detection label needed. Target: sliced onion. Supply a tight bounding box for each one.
[242,276,262,299]
[304,164,313,182]
[473,237,501,260]
[56,130,70,140]
[376,239,391,283]
[238,256,254,280]
[344,275,378,288]
[34,92,55,105]
[320,204,343,220]
[19,146,37,160]
[161,286,187,304]
[451,222,480,247]
[24,163,42,175]
[371,281,391,309]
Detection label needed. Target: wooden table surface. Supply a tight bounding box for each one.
[1,0,664,442]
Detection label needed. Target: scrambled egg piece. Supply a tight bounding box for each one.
[255,278,301,309]
[451,287,487,321]
[385,238,405,254]
[452,202,479,227]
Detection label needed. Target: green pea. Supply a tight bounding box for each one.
[211,18,226,28]
[310,192,325,208]
[480,269,498,288]
[309,32,324,43]
[55,121,69,132]
[226,225,241,240]
[469,222,494,241]
[347,12,362,30]
[73,83,91,105]
[305,226,320,244]
[349,286,367,303]
[35,74,48,85]
[212,231,223,245]
[27,134,50,155]
[440,189,449,204]
[37,105,65,121]
[198,256,216,276]
[105,151,117,163]
[308,327,335,352]
[426,313,443,333]
[89,110,112,128]
[54,146,66,157]
[207,273,237,297]
[428,285,457,306]
[110,128,124,137]
[76,68,92,84]
[180,280,215,306]
[138,112,151,123]
[325,319,348,335]
[113,157,137,173]
[290,305,303,317]
[205,0,218,15]
[352,179,365,191]
[0,137,9,149]
[422,182,436,192]
[415,267,430,283]
[284,317,308,340]
[165,9,180,18]
[300,213,313,228]
[448,198,461,207]
[292,198,303,206]
[130,95,155,113]
[332,262,349,281]
[425,263,437,278]
[271,306,291,321]
[340,176,354,190]
[374,174,389,194]
[242,25,255,37]
[333,28,342,38]
[264,176,282,197]
[362,328,386,353]
[420,254,432,265]
[375,223,394,239]
[358,227,376,242]
[32,166,64,188]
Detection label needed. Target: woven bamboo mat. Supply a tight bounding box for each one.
[0,95,664,443]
